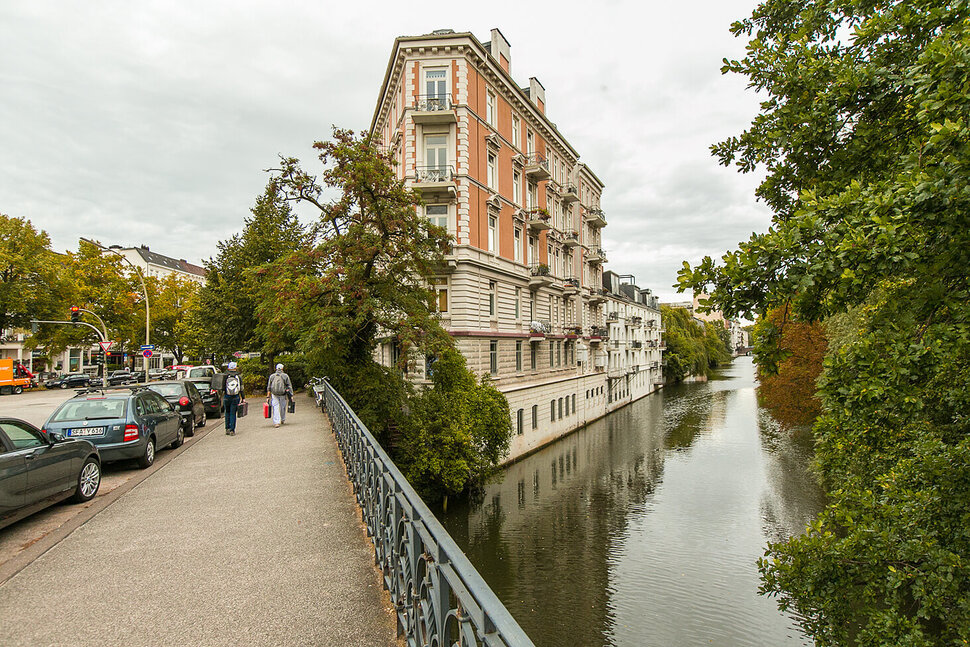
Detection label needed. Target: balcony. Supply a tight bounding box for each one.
[529,319,551,342]
[588,288,607,305]
[607,367,628,379]
[631,316,642,325]
[546,179,561,195]
[529,263,554,290]
[606,311,619,322]
[587,247,607,264]
[563,324,583,338]
[562,277,580,296]
[589,325,609,343]
[586,208,607,228]
[412,94,456,124]
[563,231,581,248]
[522,152,551,181]
[562,184,579,204]
[525,209,552,232]
[413,165,457,199]
[631,341,643,349]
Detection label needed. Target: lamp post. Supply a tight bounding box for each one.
[79,238,151,372]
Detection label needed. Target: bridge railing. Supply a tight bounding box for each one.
[320,379,535,647]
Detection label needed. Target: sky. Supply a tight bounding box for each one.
[1,0,772,303]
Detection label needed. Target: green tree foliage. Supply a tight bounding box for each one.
[0,214,68,336]
[399,349,512,503]
[660,305,732,383]
[678,2,970,643]
[199,182,310,358]
[150,273,201,364]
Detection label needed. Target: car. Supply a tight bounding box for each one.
[44,373,91,390]
[180,365,217,380]
[103,370,137,387]
[145,380,206,436]
[148,368,175,380]
[187,377,224,418]
[0,418,101,530]
[42,387,184,468]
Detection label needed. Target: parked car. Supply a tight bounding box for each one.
[44,373,91,390]
[0,418,101,530]
[103,370,138,387]
[42,387,183,468]
[187,378,223,418]
[179,365,217,380]
[148,368,175,380]
[146,381,206,436]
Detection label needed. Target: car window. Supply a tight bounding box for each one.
[148,384,182,398]
[134,397,148,416]
[0,422,46,451]
[189,382,207,393]
[187,367,214,378]
[51,398,127,422]
[150,393,174,412]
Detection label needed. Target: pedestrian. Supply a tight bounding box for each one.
[266,363,293,428]
[223,361,246,436]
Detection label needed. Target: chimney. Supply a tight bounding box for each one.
[529,77,546,114]
[490,28,511,74]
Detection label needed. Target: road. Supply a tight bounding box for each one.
[0,386,220,581]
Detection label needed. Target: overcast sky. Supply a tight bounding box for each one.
[1,0,771,303]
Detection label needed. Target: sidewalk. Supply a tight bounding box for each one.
[0,395,398,647]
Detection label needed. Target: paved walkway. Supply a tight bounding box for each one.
[0,395,399,646]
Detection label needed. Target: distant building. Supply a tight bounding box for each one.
[664,293,727,328]
[369,27,664,461]
[106,244,206,283]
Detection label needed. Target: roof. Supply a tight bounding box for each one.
[128,247,206,278]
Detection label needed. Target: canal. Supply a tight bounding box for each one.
[439,356,825,647]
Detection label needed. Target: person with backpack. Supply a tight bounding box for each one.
[223,362,246,436]
[266,363,293,428]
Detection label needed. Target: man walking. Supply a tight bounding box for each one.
[266,363,292,428]
[223,361,246,436]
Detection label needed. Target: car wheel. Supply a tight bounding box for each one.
[13,385,22,394]
[184,415,195,438]
[137,437,156,468]
[59,382,68,389]
[171,424,185,448]
[72,457,101,503]
[196,412,206,429]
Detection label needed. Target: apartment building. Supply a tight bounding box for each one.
[370,28,664,460]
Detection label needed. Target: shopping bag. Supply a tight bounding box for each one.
[263,399,271,419]
[238,400,249,418]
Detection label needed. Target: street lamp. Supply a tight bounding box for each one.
[79,238,151,371]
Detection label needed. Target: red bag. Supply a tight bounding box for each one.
[263,400,271,419]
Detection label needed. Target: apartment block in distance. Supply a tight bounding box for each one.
[370,28,664,461]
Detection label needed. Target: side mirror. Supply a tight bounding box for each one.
[47,431,64,443]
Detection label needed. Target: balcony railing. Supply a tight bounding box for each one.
[525,209,552,232]
[415,165,455,183]
[563,231,581,248]
[588,247,607,264]
[586,208,607,228]
[412,94,457,124]
[589,325,609,339]
[529,319,552,341]
[522,152,551,180]
[632,341,643,349]
[528,263,554,290]
[562,184,579,203]
[320,379,535,647]
[606,312,619,322]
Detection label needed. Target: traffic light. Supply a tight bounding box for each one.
[70,306,80,323]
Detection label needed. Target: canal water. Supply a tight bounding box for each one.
[439,357,825,647]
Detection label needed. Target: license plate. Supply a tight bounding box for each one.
[67,427,106,437]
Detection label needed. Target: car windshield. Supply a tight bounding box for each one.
[147,384,182,398]
[189,382,211,393]
[51,398,127,422]
[186,368,212,377]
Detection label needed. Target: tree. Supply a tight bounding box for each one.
[660,305,731,383]
[0,214,68,337]
[678,2,970,644]
[199,182,310,358]
[151,273,201,364]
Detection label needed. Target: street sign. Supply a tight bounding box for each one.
[143,349,153,358]
[99,341,113,352]
[140,345,155,351]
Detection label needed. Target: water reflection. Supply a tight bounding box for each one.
[439,358,823,647]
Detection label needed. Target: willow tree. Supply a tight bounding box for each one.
[678,2,970,644]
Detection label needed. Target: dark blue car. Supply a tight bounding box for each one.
[43,388,183,469]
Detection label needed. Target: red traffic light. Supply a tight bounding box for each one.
[70,306,80,312]
[70,306,80,322]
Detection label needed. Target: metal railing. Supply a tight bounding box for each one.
[414,93,454,112]
[321,379,535,647]
[415,165,455,183]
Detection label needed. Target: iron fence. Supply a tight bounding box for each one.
[321,379,535,647]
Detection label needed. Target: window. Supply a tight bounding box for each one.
[558,397,563,418]
[512,115,520,148]
[424,68,447,104]
[487,90,497,126]
[527,129,535,154]
[528,236,537,265]
[516,340,523,372]
[487,152,498,190]
[426,204,448,229]
[531,344,537,370]
[513,170,522,205]
[430,278,448,313]
[556,341,562,366]
[530,294,536,320]
[517,409,524,435]
[513,227,523,263]
[532,405,538,429]
[549,341,554,367]
[424,135,448,178]
[488,216,497,254]
[514,286,521,318]
[550,400,556,421]
[527,181,538,209]
[0,421,45,450]
[489,281,497,316]
[490,340,498,375]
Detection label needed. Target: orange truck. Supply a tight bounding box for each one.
[0,359,34,395]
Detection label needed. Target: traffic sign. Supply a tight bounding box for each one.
[140,345,155,351]
[99,341,114,352]
[142,349,153,358]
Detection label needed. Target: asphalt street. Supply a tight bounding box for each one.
[0,389,399,646]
